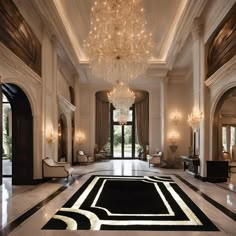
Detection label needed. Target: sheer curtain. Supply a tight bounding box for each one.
[95,92,109,151]
[135,91,149,158]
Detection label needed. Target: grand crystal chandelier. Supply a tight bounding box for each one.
[84,0,153,84]
[108,81,135,125]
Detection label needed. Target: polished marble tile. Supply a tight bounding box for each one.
[1,160,236,236]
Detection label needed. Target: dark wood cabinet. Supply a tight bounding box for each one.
[181,156,200,177]
[207,161,229,182]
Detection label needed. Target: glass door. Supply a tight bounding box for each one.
[111,106,136,158]
[113,125,122,158]
[124,125,132,158]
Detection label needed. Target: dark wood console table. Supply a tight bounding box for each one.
[181,156,200,177]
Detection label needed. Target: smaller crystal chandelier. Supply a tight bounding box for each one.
[187,107,203,131]
[108,81,135,110]
[108,81,135,125]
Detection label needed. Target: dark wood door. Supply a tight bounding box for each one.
[12,115,33,185]
[3,84,33,185]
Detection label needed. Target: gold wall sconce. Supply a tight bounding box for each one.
[170,110,182,125]
[46,130,56,143]
[76,131,86,144]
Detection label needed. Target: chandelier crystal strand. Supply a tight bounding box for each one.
[187,108,204,131]
[84,0,153,83]
[116,108,130,125]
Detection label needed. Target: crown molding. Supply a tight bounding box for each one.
[32,0,82,70]
[166,0,208,70]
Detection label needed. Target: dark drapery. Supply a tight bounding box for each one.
[95,92,109,151]
[135,91,149,158]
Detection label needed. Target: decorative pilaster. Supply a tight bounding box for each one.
[42,27,57,160]
[191,18,203,108]
[51,35,59,159]
[191,18,208,177]
[160,77,169,160]
[58,95,76,163]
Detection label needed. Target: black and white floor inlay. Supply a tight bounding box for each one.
[43,175,218,231]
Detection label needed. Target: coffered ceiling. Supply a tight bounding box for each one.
[32,0,207,84]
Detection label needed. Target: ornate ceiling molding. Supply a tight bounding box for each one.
[205,55,236,88]
[165,0,207,70]
[0,42,41,86]
[32,0,81,68]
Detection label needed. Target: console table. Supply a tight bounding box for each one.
[181,156,200,177]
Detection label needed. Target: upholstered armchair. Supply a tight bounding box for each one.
[76,151,94,164]
[148,152,163,167]
[42,157,73,181]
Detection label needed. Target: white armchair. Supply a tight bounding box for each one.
[148,152,163,167]
[76,151,94,164]
[42,157,73,181]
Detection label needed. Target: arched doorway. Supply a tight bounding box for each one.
[1,83,33,185]
[213,87,236,161]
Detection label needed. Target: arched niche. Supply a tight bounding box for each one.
[58,114,67,161]
[58,95,76,163]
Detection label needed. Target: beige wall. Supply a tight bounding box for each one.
[57,70,71,102]
[167,80,192,158]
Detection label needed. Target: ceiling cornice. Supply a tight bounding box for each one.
[165,0,208,70]
[32,0,82,70]
[204,0,235,44]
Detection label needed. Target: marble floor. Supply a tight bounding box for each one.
[1,159,236,236]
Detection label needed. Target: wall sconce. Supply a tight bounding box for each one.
[170,110,182,125]
[168,130,180,145]
[58,123,62,137]
[46,130,56,143]
[76,131,85,144]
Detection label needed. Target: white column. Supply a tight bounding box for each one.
[51,35,59,159]
[160,77,169,159]
[192,18,208,177]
